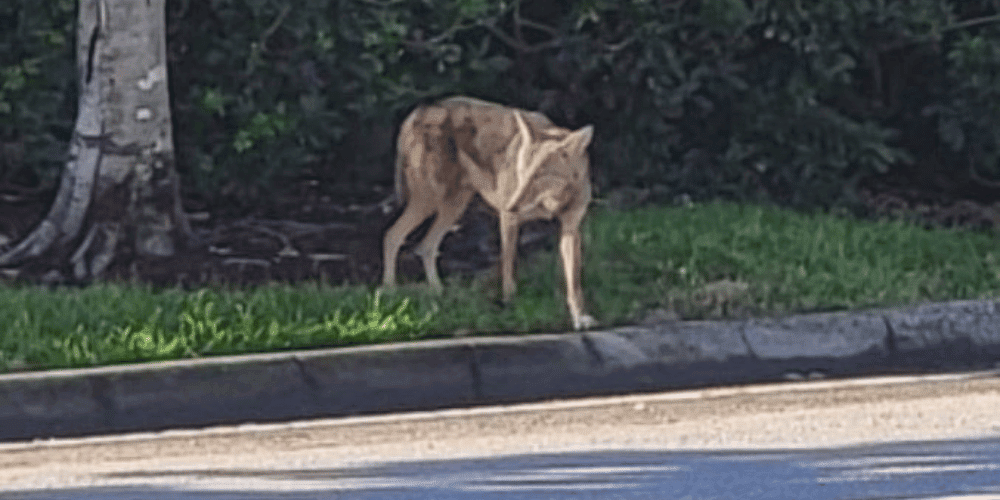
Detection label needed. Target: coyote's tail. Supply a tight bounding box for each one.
[394,110,421,206]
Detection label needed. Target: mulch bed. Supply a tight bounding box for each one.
[2,177,999,290]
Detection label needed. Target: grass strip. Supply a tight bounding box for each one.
[2,201,999,373]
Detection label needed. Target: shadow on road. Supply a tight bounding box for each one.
[7,438,1000,500]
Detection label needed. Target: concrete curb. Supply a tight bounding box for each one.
[2,299,1000,442]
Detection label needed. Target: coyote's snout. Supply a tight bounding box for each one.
[382,96,596,330]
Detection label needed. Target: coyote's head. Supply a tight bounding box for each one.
[506,110,593,216]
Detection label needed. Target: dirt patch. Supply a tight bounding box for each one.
[859,180,1000,231]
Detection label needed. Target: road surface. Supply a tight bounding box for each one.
[2,370,1000,499]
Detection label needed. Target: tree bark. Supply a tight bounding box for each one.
[0,0,188,281]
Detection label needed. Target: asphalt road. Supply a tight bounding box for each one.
[2,370,1000,499]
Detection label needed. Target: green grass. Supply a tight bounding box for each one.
[582,201,1000,321]
[3,200,1000,373]
[0,285,430,373]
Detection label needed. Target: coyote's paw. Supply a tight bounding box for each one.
[573,313,598,331]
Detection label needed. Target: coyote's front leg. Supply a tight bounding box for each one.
[498,209,519,302]
[560,209,596,330]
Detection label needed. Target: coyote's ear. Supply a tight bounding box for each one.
[565,125,594,156]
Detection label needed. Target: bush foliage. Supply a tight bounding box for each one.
[0,0,76,187]
[4,0,1000,209]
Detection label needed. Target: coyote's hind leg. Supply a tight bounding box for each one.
[412,189,475,292]
[382,198,436,289]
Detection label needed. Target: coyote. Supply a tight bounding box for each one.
[382,96,596,330]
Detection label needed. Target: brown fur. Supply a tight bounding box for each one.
[383,97,596,330]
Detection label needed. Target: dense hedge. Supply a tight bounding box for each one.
[4,0,1000,209]
[0,0,76,188]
